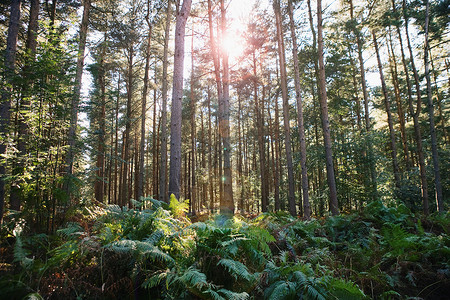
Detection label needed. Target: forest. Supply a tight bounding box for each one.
[0,0,449,298]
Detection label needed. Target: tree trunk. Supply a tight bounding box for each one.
[395,0,429,215]
[10,0,39,212]
[65,0,91,196]
[190,28,197,213]
[215,0,234,216]
[0,0,22,222]
[95,38,106,203]
[424,0,443,213]
[159,0,171,202]
[288,0,311,219]
[387,29,410,171]
[372,30,401,189]
[317,0,338,215]
[349,0,377,199]
[274,0,296,216]
[169,0,192,200]
[122,44,134,206]
[137,2,153,201]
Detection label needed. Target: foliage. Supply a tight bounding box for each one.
[1,200,450,299]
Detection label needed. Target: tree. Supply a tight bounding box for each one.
[274,0,296,216]
[159,0,171,203]
[219,0,234,215]
[288,0,310,219]
[65,0,91,198]
[372,30,401,190]
[423,0,443,213]
[137,0,153,201]
[168,0,192,200]
[317,0,338,215]
[0,0,22,223]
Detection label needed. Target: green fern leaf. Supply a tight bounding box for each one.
[180,267,209,290]
[267,280,297,300]
[218,258,252,281]
[217,288,249,300]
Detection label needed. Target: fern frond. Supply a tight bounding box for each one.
[57,222,84,239]
[218,258,252,281]
[328,278,366,300]
[142,269,169,289]
[267,280,297,300]
[180,267,209,290]
[217,288,249,300]
[136,241,175,264]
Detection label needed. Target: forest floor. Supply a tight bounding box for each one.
[1,198,449,299]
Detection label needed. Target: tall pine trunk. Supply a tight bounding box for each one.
[372,30,401,189]
[0,0,22,223]
[65,0,91,196]
[219,0,234,215]
[288,0,310,219]
[159,0,171,202]
[137,2,153,201]
[424,0,443,213]
[168,0,192,200]
[317,0,338,215]
[274,0,296,216]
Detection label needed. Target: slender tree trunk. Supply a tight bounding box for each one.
[114,74,120,205]
[95,38,106,203]
[10,0,39,211]
[372,30,401,189]
[218,0,234,215]
[288,0,310,219]
[159,0,171,202]
[274,0,296,216]
[137,3,153,201]
[317,0,338,215]
[190,28,197,213]
[424,0,443,213]
[169,0,192,200]
[349,0,377,199]
[394,0,429,214]
[252,51,268,212]
[65,0,91,196]
[207,86,214,211]
[0,0,22,222]
[121,44,134,206]
[387,29,410,171]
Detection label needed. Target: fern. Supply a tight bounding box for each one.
[218,258,253,281]
[217,288,249,300]
[266,280,297,300]
[179,266,209,290]
[328,278,366,300]
[169,194,189,218]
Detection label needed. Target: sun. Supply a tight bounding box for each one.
[220,31,245,63]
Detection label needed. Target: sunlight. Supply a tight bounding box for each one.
[220,32,245,62]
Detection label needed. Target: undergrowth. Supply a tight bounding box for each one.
[0,199,449,299]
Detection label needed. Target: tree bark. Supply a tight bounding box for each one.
[424,0,443,213]
[0,0,22,222]
[395,0,429,215]
[159,0,171,202]
[349,0,377,199]
[317,0,339,215]
[274,0,296,216]
[372,30,401,189]
[288,0,311,219]
[220,0,234,215]
[168,0,192,200]
[137,1,153,201]
[65,0,91,196]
